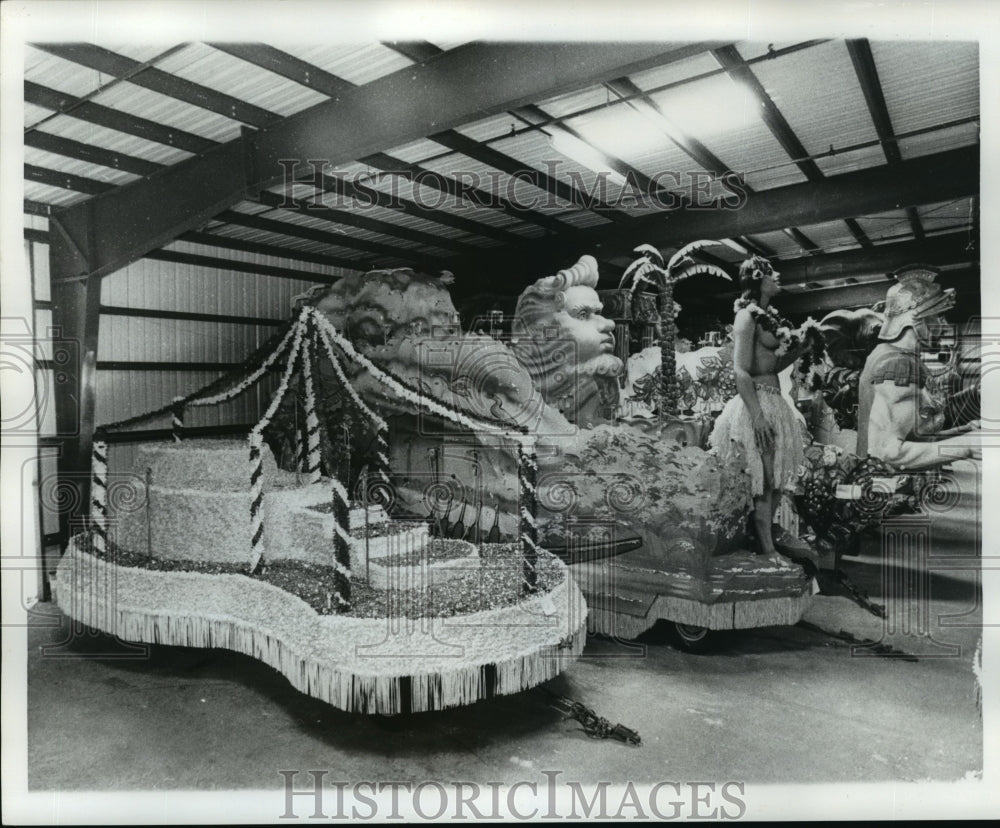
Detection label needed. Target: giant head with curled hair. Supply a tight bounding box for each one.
[511,255,623,426]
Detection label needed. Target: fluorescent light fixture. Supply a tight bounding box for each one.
[548,129,627,187]
[569,104,667,157]
[651,73,760,137]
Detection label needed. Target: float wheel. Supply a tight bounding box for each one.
[668,623,716,653]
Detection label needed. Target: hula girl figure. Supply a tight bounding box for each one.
[709,255,822,563]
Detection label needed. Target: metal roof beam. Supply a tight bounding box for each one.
[210,43,584,242]
[847,38,927,241]
[49,41,687,282]
[25,131,165,177]
[179,229,365,269]
[847,39,901,165]
[785,228,821,254]
[603,76,736,182]
[713,45,824,182]
[25,81,214,154]
[779,266,978,314]
[429,128,631,223]
[254,189,478,255]
[34,43,279,127]
[769,230,973,287]
[24,199,51,216]
[216,209,448,269]
[308,168,527,244]
[206,43,354,97]
[358,149,586,239]
[387,42,674,224]
[843,218,874,248]
[25,163,114,196]
[513,102,661,195]
[383,41,448,63]
[446,146,978,294]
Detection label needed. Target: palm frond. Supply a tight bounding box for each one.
[618,257,647,288]
[627,269,657,300]
[667,239,726,273]
[672,262,732,283]
[632,243,664,266]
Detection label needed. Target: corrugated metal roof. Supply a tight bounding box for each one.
[25,46,106,98]
[490,130,610,209]
[917,199,974,234]
[90,81,244,142]
[165,238,351,274]
[378,137,451,164]
[533,85,614,120]
[644,68,810,190]
[100,44,185,63]
[872,40,978,135]
[30,118,196,166]
[703,124,809,191]
[24,146,142,186]
[813,143,888,177]
[427,40,474,51]
[851,209,911,243]
[897,121,979,161]
[153,43,328,117]
[23,181,91,207]
[553,210,614,229]
[288,44,412,86]
[357,174,528,229]
[454,113,528,143]
[750,41,880,159]
[743,231,803,258]
[24,103,54,128]
[796,219,866,251]
[257,207,426,251]
[21,37,979,302]
[628,51,725,94]
[417,153,560,215]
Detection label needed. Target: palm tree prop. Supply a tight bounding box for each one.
[620,241,731,416]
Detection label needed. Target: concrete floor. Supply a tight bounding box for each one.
[25,464,984,794]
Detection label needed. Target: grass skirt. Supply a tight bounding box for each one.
[709,386,805,497]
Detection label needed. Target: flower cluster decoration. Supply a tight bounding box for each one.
[733,297,828,391]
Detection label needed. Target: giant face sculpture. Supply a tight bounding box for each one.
[511,255,623,425]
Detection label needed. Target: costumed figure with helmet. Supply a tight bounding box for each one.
[856,264,980,470]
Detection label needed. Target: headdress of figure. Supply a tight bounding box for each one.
[738,255,775,302]
[877,264,956,341]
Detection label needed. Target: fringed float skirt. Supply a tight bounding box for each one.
[709,384,805,497]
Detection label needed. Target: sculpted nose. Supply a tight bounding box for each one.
[597,315,615,333]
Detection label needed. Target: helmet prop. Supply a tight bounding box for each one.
[878,264,955,341]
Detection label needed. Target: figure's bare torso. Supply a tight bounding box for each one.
[749,317,780,388]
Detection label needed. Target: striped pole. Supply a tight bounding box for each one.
[518,439,539,594]
[374,424,390,485]
[330,477,353,610]
[171,397,185,442]
[301,330,322,484]
[249,431,265,570]
[90,436,109,554]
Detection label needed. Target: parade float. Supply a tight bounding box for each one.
[303,250,818,653]
[52,306,587,715]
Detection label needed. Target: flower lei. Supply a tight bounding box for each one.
[734,298,827,391]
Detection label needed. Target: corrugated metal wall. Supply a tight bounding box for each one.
[28,217,350,544]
